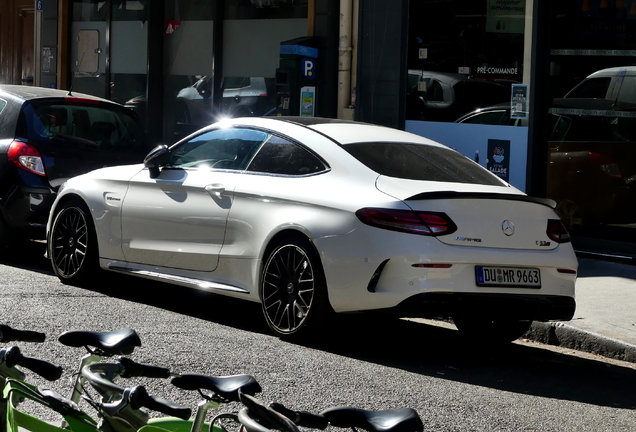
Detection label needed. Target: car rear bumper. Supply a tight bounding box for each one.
[1,184,55,236]
[394,292,576,322]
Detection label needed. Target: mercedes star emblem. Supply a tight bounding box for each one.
[502,220,515,236]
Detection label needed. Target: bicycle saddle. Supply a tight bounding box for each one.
[171,374,262,401]
[320,407,423,432]
[58,329,142,355]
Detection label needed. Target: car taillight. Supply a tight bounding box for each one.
[356,208,457,236]
[547,219,570,243]
[588,152,621,178]
[7,140,46,176]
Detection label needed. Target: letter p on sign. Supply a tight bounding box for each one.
[303,59,316,80]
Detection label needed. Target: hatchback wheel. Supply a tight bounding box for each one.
[452,314,532,344]
[260,236,331,339]
[49,200,98,284]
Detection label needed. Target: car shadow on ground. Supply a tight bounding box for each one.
[92,269,636,411]
[4,240,636,410]
[576,256,636,280]
[304,315,636,410]
[0,240,52,274]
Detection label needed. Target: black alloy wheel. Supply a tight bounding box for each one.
[49,200,98,284]
[260,236,329,339]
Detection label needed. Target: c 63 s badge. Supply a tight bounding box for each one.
[536,240,551,247]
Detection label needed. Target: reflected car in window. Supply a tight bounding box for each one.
[47,117,577,343]
[0,85,149,251]
[455,104,636,231]
[174,76,276,126]
[553,66,636,111]
[407,70,510,122]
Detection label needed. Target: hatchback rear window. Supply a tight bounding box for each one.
[343,142,505,186]
[19,100,146,154]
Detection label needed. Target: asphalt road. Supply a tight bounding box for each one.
[1,241,636,432]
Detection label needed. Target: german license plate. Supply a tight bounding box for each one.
[475,266,541,288]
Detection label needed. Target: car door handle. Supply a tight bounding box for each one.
[205,184,225,198]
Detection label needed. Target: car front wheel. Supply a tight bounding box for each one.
[260,236,331,340]
[49,200,98,284]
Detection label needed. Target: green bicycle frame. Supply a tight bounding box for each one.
[3,378,98,432]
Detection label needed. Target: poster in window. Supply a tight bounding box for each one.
[510,84,528,119]
[486,0,525,35]
[487,139,510,182]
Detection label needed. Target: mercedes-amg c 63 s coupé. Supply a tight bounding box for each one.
[47,116,577,341]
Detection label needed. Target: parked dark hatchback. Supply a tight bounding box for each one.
[0,85,149,248]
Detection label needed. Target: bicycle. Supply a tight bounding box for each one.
[0,325,66,432]
[79,358,261,432]
[236,391,424,432]
[2,327,170,432]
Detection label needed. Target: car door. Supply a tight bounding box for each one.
[120,127,268,271]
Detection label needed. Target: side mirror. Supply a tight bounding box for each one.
[144,145,170,179]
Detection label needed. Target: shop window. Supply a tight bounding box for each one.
[406,0,525,123]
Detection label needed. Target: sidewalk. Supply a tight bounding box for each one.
[525,255,636,363]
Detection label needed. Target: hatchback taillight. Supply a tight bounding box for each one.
[7,140,46,176]
[547,219,570,243]
[356,208,457,236]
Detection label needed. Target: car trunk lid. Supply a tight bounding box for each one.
[376,176,561,251]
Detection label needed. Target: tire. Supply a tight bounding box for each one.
[452,314,532,344]
[48,200,99,284]
[555,199,584,232]
[260,235,332,340]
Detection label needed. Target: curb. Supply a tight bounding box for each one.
[525,321,636,364]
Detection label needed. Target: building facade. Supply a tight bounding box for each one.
[2,0,635,254]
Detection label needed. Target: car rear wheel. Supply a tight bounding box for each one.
[49,200,99,284]
[260,235,331,340]
[452,314,532,344]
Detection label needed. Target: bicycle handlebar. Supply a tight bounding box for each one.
[4,346,63,381]
[129,386,191,420]
[269,403,328,430]
[0,325,46,343]
[119,357,171,379]
[82,362,127,396]
[238,392,300,432]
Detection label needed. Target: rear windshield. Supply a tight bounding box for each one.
[343,142,505,186]
[18,100,146,154]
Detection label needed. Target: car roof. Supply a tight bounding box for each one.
[0,85,112,104]
[586,66,636,78]
[218,116,447,148]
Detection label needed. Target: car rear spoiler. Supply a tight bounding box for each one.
[405,191,556,209]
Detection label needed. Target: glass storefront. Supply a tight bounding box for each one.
[404,0,636,251]
[405,0,531,192]
[69,0,309,143]
[547,0,636,247]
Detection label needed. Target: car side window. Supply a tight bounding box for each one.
[0,99,6,114]
[247,135,327,175]
[168,127,268,170]
[566,77,611,99]
[23,101,146,154]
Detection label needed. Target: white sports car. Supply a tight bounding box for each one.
[46,117,577,341]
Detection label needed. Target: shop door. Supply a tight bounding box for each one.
[14,1,35,85]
